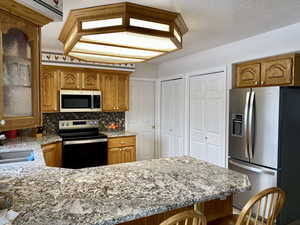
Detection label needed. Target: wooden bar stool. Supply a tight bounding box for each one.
[209,187,285,225]
[160,209,207,225]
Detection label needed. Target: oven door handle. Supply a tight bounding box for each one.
[64,138,108,145]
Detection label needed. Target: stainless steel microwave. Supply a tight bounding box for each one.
[60,90,102,112]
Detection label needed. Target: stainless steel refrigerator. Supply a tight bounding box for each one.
[229,86,300,225]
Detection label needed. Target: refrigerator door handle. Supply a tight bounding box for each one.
[243,91,251,158]
[229,160,276,175]
[248,91,255,160]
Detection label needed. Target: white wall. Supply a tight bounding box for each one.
[158,22,300,78]
[131,63,158,79]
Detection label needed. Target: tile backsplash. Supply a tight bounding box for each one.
[43,112,125,134]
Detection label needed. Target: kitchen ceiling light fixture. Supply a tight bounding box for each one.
[59,2,188,64]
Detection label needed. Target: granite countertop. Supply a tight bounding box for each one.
[0,135,61,171]
[0,135,62,148]
[0,156,251,225]
[100,131,137,138]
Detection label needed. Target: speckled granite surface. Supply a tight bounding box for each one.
[100,131,137,138]
[0,135,61,170]
[0,156,250,225]
[0,135,62,147]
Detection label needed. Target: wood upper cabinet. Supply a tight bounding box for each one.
[101,73,117,111]
[40,66,131,112]
[0,9,42,131]
[41,66,59,112]
[261,57,293,86]
[101,72,130,112]
[117,75,129,111]
[108,136,136,165]
[42,142,62,167]
[236,63,260,87]
[235,54,300,88]
[82,72,99,90]
[60,69,81,90]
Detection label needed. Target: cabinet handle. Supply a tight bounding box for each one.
[255,81,258,85]
[120,142,127,145]
[261,81,265,85]
[0,120,5,126]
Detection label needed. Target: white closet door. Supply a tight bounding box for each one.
[126,80,156,161]
[190,72,226,167]
[160,79,185,158]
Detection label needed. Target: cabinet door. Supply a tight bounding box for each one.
[82,72,99,90]
[41,67,59,112]
[102,73,117,111]
[236,63,260,88]
[261,58,293,86]
[116,75,129,111]
[42,142,61,167]
[60,69,81,90]
[108,147,122,165]
[42,143,56,167]
[0,11,41,130]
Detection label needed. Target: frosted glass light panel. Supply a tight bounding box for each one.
[2,28,32,117]
[81,32,177,51]
[82,18,122,30]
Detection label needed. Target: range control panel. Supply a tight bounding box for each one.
[59,120,99,130]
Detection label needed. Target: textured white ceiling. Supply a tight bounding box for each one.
[41,0,300,63]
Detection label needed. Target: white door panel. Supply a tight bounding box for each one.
[190,72,226,167]
[127,80,155,161]
[160,79,185,158]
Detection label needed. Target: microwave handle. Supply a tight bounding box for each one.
[91,95,94,109]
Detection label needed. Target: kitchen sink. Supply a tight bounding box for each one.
[0,150,34,165]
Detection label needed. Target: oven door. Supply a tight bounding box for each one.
[62,138,108,169]
[60,90,93,112]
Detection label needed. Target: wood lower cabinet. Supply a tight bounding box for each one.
[42,142,62,167]
[41,66,59,112]
[235,53,300,88]
[108,136,136,165]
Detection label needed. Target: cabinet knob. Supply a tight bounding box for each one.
[0,120,5,126]
[261,81,265,85]
[255,81,258,85]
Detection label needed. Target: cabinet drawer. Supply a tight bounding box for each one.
[108,136,136,148]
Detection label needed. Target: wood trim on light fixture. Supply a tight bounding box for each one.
[59,2,188,64]
[70,50,149,60]
[78,40,168,53]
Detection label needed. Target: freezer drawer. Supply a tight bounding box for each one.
[229,159,277,210]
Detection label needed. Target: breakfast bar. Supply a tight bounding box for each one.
[0,156,250,225]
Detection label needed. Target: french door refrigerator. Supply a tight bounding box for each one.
[229,86,300,225]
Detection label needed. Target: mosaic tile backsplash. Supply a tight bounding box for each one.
[42,112,125,134]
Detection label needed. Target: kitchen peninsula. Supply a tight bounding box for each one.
[0,156,250,225]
